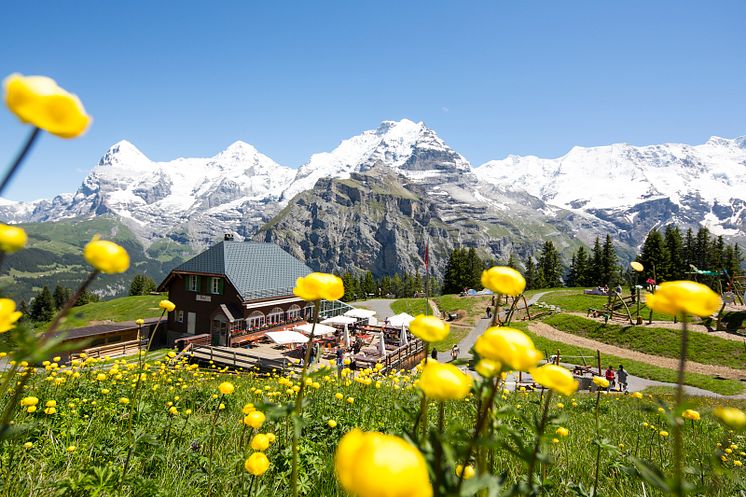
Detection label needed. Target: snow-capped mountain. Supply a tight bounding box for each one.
[281,119,473,201]
[475,136,746,240]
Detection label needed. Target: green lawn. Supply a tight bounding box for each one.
[537,288,676,321]
[507,322,744,396]
[59,295,166,329]
[542,314,746,370]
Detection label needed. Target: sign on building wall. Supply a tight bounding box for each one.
[196,295,212,302]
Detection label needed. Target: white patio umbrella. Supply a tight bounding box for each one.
[266,330,309,344]
[387,312,414,329]
[399,325,408,346]
[378,331,386,356]
[293,323,337,336]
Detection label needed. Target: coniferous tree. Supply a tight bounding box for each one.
[362,271,376,297]
[391,273,403,298]
[600,235,618,285]
[53,284,71,310]
[538,241,562,288]
[638,228,670,282]
[694,227,710,269]
[566,253,578,288]
[340,272,357,301]
[683,228,696,271]
[466,248,483,290]
[524,257,538,291]
[664,225,685,280]
[589,237,602,285]
[708,235,725,271]
[505,253,518,270]
[129,274,157,296]
[574,246,591,286]
[18,300,29,322]
[30,286,55,322]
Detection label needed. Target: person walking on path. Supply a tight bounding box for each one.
[605,365,616,391]
[617,364,628,392]
[450,344,460,362]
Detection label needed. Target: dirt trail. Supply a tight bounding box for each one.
[565,311,746,343]
[528,321,746,381]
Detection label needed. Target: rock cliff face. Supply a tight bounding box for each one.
[257,166,599,278]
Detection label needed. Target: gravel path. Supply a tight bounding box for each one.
[354,299,397,319]
[528,321,746,381]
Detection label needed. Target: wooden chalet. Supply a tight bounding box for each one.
[54,317,161,361]
[157,236,315,347]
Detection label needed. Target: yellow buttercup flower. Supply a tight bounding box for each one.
[0,299,22,333]
[244,411,266,429]
[20,396,38,407]
[328,419,337,428]
[135,319,145,326]
[455,464,475,480]
[659,431,669,437]
[409,315,449,343]
[335,429,432,497]
[475,359,502,378]
[293,272,344,301]
[630,261,644,272]
[645,280,721,317]
[683,409,700,421]
[713,407,746,430]
[3,73,91,138]
[631,392,643,399]
[555,427,569,437]
[530,364,578,396]
[218,382,234,395]
[481,266,526,296]
[418,361,472,401]
[66,445,76,453]
[592,376,609,389]
[244,452,270,476]
[474,327,542,371]
[250,434,270,451]
[84,236,130,274]
[0,224,27,254]
[159,299,176,312]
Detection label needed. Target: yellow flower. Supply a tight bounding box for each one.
[346,397,354,404]
[481,266,526,296]
[155,302,176,316]
[218,382,235,395]
[555,427,569,437]
[135,319,145,326]
[679,408,698,421]
[244,452,270,476]
[0,299,22,333]
[551,438,560,444]
[266,433,276,443]
[659,431,669,437]
[3,74,91,138]
[631,392,643,399]
[328,419,338,428]
[45,400,57,408]
[0,224,27,254]
[592,376,609,389]
[530,364,578,396]
[335,393,343,400]
[293,272,344,301]
[244,411,266,429]
[250,434,270,451]
[66,445,76,453]
[84,236,130,274]
[475,359,502,378]
[26,406,36,413]
[119,397,129,405]
[713,407,746,430]
[630,261,644,272]
[418,361,472,401]
[20,396,38,407]
[23,442,33,449]
[474,327,542,371]
[335,429,432,497]
[645,280,721,317]
[455,464,475,480]
[408,315,449,343]
[44,407,56,415]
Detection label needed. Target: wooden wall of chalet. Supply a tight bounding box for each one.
[165,274,243,335]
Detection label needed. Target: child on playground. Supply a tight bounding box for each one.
[605,365,616,391]
[617,364,628,392]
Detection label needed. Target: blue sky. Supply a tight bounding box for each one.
[1,0,744,202]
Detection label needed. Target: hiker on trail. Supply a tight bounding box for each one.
[451,344,460,361]
[605,365,616,391]
[617,365,628,392]
[615,284,622,295]
[430,348,438,360]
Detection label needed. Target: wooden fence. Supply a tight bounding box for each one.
[72,338,146,360]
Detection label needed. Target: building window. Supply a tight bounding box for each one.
[177,310,184,323]
[287,304,301,321]
[267,307,285,326]
[211,277,221,295]
[247,311,265,329]
[187,275,198,292]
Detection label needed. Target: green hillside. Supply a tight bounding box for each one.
[58,294,166,329]
[0,216,192,303]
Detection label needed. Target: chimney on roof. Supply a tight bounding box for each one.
[224,233,234,241]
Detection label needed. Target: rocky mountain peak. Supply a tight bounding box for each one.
[97,140,150,167]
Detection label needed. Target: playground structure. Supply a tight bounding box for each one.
[587,290,637,325]
[495,294,560,325]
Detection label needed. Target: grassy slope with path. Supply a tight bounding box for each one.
[509,322,744,396]
[537,287,676,321]
[543,314,746,371]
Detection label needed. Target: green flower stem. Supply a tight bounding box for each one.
[527,390,553,491]
[0,127,41,196]
[591,390,602,497]
[207,394,225,497]
[457,377,500,493]
[672,315,689,497]
[291,300,320,497]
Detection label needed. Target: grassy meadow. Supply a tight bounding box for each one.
[3,356,744,497]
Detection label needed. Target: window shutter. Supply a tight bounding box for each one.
[196,276,202,293]
[184,275,189,290]
[218,278,224,295]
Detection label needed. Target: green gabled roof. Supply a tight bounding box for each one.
[168,241,312,300]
